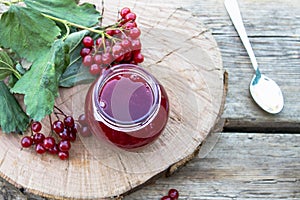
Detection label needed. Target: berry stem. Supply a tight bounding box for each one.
[48,114,54,135]
[54,105,67,117]
[41,13,114,40]
[0,61,22,79]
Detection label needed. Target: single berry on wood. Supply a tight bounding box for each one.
[58,140,71,152]
[133,52,144,63]
[120,7,131,18]
[129,27,141,39]
[69,131,77,142]
[52,120,64,134]
[161,196,172,200]
[64,116,75,128]
[33,133,45,144]
[168,189,179,200]
[58,151,69,160]
[36,143,46,154]
[124,12,137,22]
[43,137,56,150]
[21,136,33,148]
[31,121,42,133]
[59,128,70,140]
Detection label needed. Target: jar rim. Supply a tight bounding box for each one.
[92,64,161,131]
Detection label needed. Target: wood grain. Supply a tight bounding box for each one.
[124,132,300,199]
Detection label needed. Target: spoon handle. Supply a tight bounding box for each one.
[224,0,258,71]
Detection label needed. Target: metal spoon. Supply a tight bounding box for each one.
[224,0,284,114]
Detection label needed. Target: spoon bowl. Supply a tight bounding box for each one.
[224,0,284,114]
[250,72,284,114]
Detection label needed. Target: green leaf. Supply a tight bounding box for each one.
[0,81,29,133]
[0,51,14,81]
[60,30,96,87]
[0,5,61,62]
[59,59,96,87]
[24,0,101,27]
[65,30,89,54]
[11,40,70,121]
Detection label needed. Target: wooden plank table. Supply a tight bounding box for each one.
[0,0,299,199]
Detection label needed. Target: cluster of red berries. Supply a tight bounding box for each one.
[20,115,78,160]
[80,7,144,75]
[161,189,180,200]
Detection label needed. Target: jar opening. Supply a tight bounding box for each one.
[93,64,161,130]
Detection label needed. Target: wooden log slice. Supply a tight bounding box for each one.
[0,0,225,199]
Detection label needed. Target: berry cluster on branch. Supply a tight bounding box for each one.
[80,7,144,75]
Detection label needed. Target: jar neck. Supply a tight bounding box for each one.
[92,64,161,132]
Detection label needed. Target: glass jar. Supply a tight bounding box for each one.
[85,64,169,150]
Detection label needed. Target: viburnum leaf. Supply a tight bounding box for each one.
[60,30,96,87]
[0,81,29,133]
[0,5,61,62]
[11,40,70,121]
[0,51,14,81]
[24,0,101,27]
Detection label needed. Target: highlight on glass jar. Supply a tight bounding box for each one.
[84,64,169,150]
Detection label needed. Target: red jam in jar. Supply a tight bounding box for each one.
[85,64,169,149]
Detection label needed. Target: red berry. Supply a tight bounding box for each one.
[161,196,172,200]
[114,29,121,36]
[129,27,141,39]
[125,12,136,21]
[106,30,114,36]
[80,47,91,57]
[21,136,33,148]
[59,128,70,140]
[124,22,137,30]
[83,55,93,67]
[69,131,77,142]
[114,54,125,62]
[58,151,69,160]
[123,51,133,61]
[33,133,45,144]
[112,44,123,55]
[131,39,141,50]
[133,52,144,63]
[64,116,75,128]
[58,140,71,152]
[43,137,56,150]
[120,7,131,18]
[35,143,46,154]
[82,36,94,48]
[93,54,102,65]
[95,38,103,46]
[31,121,42,133]
[121,39,132,51]
[90,64,102,75]
[102,53,113,65]
[52,120,64,134]
[48,144,59,155]
[168,189,179,200]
